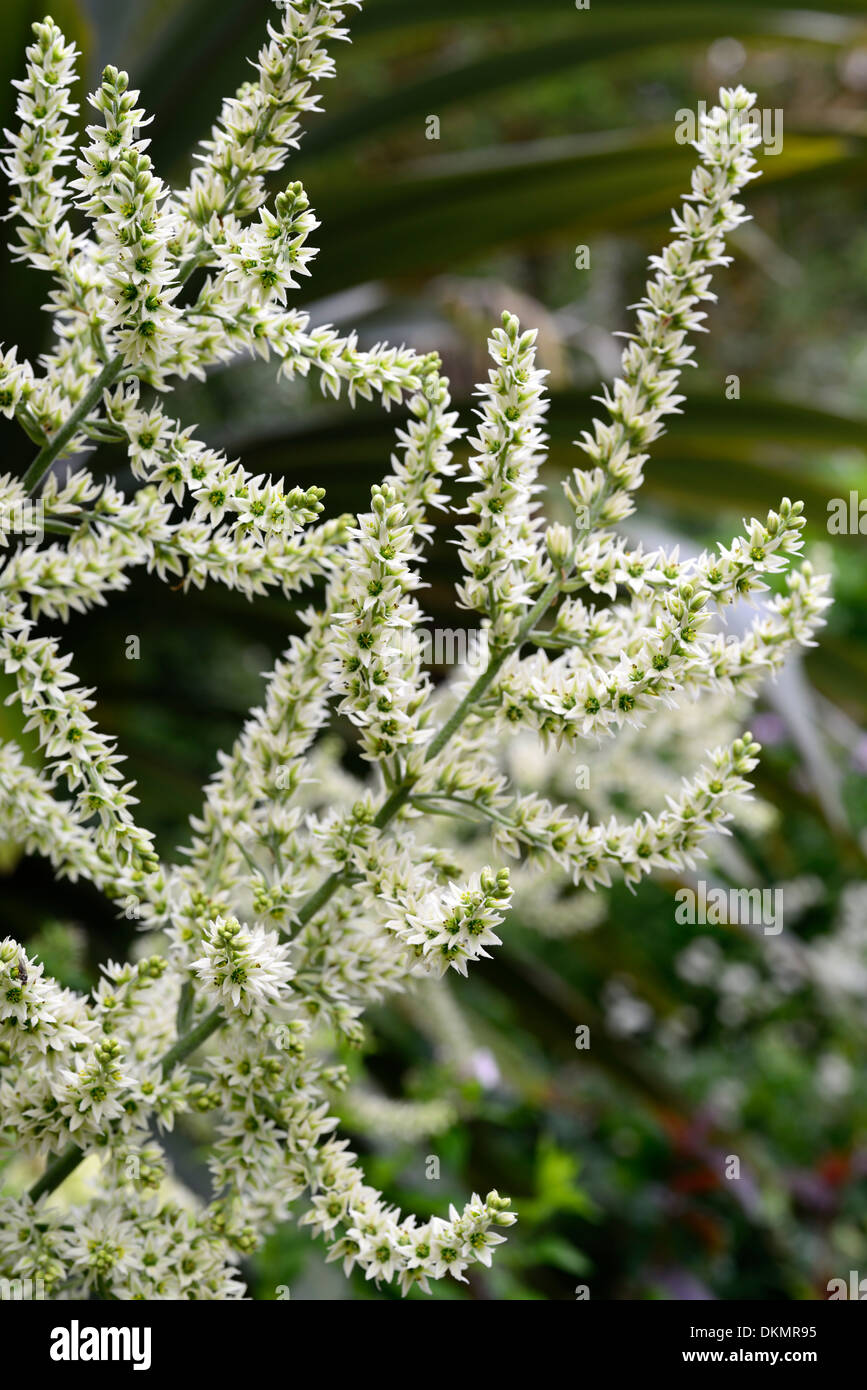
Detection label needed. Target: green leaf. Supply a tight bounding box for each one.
[361,0,867,30]
[521,1138,598,1223]
[224,389,862,529]
[308,131,860,296]
[526,1236,592,1276]
[299,9,856,163]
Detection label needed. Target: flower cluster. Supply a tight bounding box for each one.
[387,867,512,978]
[192,917,294,1016]
[75,64,183,375]
[0,3,830,1301]
[457,319,548,644]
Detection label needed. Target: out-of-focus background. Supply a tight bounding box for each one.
[2,0,867,1299]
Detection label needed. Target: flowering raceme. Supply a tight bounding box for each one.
[0,4,830,1300]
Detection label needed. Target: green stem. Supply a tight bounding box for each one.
[294,871,343,928]
[177,235,209,287]
[426,573,562,764]
[176,979,195,1035]
[26,562,564,1205]
[28,1143,83,1203]
[28,1005,225,1202]
[22,356,128,495]
[283,571,565,936]
[411,793,519,834]
[176,90,283,283]
[158,1004,224,1074]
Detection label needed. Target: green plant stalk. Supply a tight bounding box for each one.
[26,569,564,1203]
[283,570,565,927]
[28,1005,225,1202]
[22,357,128,495]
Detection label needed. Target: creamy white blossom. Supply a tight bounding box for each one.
[0,8,831,1301]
